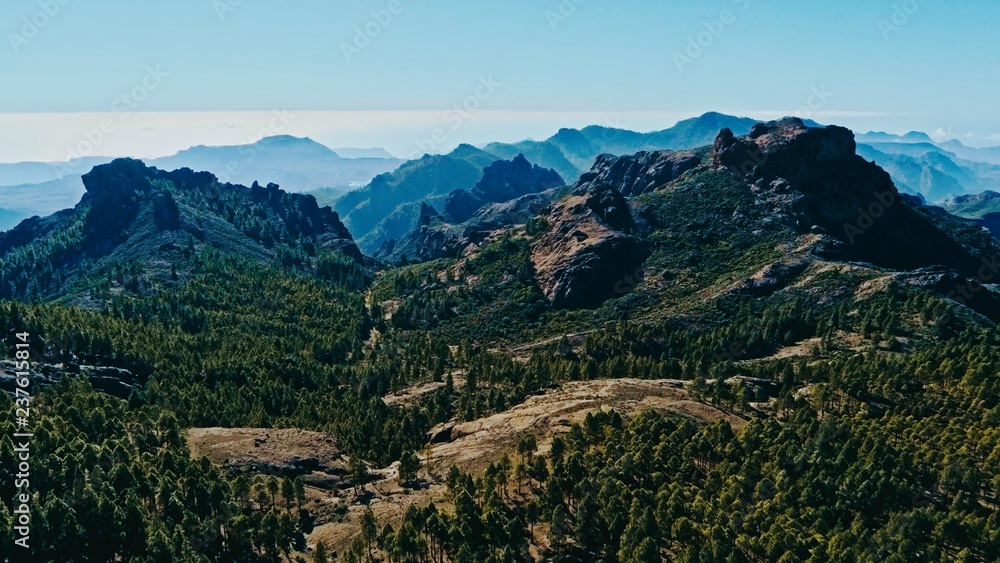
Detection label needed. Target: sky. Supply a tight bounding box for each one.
[1,0,999,162]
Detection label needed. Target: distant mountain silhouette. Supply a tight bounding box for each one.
[146,135,401,193]
[338,113,760,251]
[857,142,1000,201]
[483,112,759,183]
[0,136,402,233]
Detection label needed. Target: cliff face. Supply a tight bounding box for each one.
[527,118,1000,316]
[443,154,564,224]
[575,150,701,197]
[712,119,995,275]
[531,181,649,309]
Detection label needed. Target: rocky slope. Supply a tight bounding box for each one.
[524,118,1000,317]
[0,158,362,301]
[574,149,702,197]
[530,181,650,309]
[373,157,564,265]
[374,203,465,265]
[442,154,563,223]
[336,145,497,252]
[712,119,997,275]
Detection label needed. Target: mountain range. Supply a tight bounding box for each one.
[856,139,1000,201]
[9,117,1000,332]
[0,158,362,304]
[5,117,1000,560]
[6,112,1000,247]
[337,112,763,253]
[0,136,402,231]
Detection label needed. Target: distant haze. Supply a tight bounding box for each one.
[2,110,999,166]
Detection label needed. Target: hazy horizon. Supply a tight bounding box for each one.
[2,108,999,166]
[4,1,1000,164]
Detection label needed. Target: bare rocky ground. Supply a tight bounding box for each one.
[187,427,347,489]
[187,378,745,560]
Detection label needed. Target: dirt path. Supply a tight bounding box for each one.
[506,330,598,353]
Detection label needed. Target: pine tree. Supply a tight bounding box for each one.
[313,541,329,563]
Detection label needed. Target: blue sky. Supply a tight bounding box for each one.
[1,0,999,161]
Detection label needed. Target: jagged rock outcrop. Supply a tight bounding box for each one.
[375,156,564,265]
[375,203,465,264]
[531,182,650,309]
[893,266,1000,320]
[73,160,362,261]
[733,260,810,296]
[0,360,137,399]
[465,190,560,236]
[575,150,701,197]
[377,187,570,266]
[442,189,487,225]
[443,155,563,223]
[711,119,996,275]
[337,145,496,251]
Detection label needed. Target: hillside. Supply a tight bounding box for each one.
[941,190,1000,238]
[857,142,1000,201]
[373,156,565,266]
[442,154,564,224]
[942,190,1000,218]
[3,120,1000,562]
[0,158,364,303]
[337,145,501,253]
[340,113,758,253]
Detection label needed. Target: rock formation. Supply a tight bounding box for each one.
[531,181,650,309]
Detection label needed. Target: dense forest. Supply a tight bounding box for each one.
[3,123,1000,561]
[3,252,999,561]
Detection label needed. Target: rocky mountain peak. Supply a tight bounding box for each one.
[575,150,702,197]
[707,119,999,277]
[714,118,856,180]
[442,156,564,224]
[418,202,442,226]
[3,158,365,301]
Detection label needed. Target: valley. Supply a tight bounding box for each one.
[2,118,1000,561]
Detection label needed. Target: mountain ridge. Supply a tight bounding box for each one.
[0,158,363,303]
